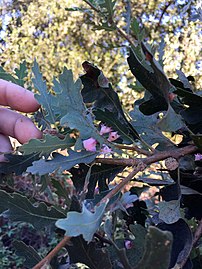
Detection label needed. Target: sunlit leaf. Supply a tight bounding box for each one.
[0,61,28,87]
[130,106,175,150]
[130,18,144,42]
[57,68,110,148]
[176,69,192,90]
[27,150,97,175]
[14,60,28,87]
[157,105,184,132]
[159,199,181,224]
[56,201,108,242]
[32,60,57,124]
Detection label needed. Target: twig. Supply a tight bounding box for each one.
[83,0,137,46]
[115,25,136,47]
[100,163,145,204]
[125,0,131,35]
[156,1,173,30]
[193,219,202,247]
[83,0,100,13]
[32,236,71,269]
[95,157,139,166]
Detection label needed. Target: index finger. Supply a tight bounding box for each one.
[0,79,40,112]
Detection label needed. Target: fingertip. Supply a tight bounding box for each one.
[0,134,13,162]
[14,117,42,144]
[0,79,40,112]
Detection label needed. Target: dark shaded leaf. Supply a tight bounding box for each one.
[127,45,172,111]
[27,150,97,176]
[125,224,147,265]
[70,163,124,199]
[94,109,136,144]
[66,236,112,269]
[134,226,172,269]
[158,219,193,269]
[181,106,202,126]
[174,88,202,106]
[19,134,75,156]
[182,194,202,220]
[191,134,202,150]
[80,61,139,140]
[180,185,202,196]
[139,97,168,115]
[137,177,174,186]
[170,78,193,92]
[169,170,202,220]
[160,182,181,201]
[0,190,65,229]
[13,240,42,267]
[123,198,147,227]
[0,153,40,176]
[51,178,72,206]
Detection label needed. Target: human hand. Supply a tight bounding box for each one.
[0,79,42,161]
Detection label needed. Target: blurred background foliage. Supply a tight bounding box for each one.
[0,0,201,108]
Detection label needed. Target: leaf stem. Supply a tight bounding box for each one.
[32,236,71,269]
[83,0,101,14]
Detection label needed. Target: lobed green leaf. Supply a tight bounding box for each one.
[56,201,108,242]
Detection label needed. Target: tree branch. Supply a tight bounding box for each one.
[98,144,197,202]
[32,144,198,268]
[193,219,202,247]
[100,163,145,204]
[96,145,198,167]
[32,236,71,269]
[156,1,173,30]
